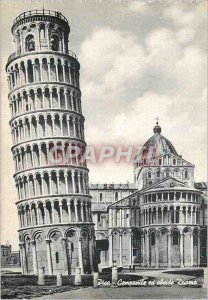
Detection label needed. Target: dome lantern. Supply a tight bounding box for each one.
[153,117,161,134]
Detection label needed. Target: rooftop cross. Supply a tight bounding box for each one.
[155,117,159,125]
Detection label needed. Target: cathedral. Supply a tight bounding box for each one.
[90,122,207,269]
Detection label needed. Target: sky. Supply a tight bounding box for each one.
[0,0,207,249]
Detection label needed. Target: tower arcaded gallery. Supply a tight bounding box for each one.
[6,10,97,275]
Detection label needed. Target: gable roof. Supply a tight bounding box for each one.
[108,190,140,208]
[140,176,202,194]
[108,176,202,209]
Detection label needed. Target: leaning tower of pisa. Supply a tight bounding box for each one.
[6,10,97,275]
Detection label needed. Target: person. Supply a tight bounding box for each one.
[132,265,135,271]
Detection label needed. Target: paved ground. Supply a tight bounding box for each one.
[37,286,207,299]
[8,268,206,300]
[36,269,206,300]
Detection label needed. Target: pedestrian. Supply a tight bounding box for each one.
[129,265,131,272]
[132,265,135,271]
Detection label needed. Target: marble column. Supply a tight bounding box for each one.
[119,234,122,266]
[141,233,145,266]
[65,174,69,193]
[72,120,76,138]
[66,116,70,135]
[57,175,60,194]
[174,207,176,224]
[74,200,78,222]
[190,233,194,266]
[156,208,159,224]
[18,211,21,228]
[197,232,200,267]
[146,232,150,267]
[39,63,43,82]
[19,243,24,274]
[129,233,132,266]
[167,207,170,224]
[62,238,69,275]
[109,234,113,266]
[180,233,184,267]
[59,204,63,223]
[46,239,53,275]
[67,200,71,223]
[25,65,29,83]
[168,232,171,268]
[185,207,187,224]
[120,209,122,227]
[49,91,52,108]
[72,171,75,193]
[55,63,58,81]
[190,207,193,224]
[155,232,159,268]
[31,240,38,274]
[52,202,55,223]
[43,204,47,224]
[20,242,27,274]
[194,208,197,224]
[179,208,183,223]
[144,210,146,225]
[48,62,51,81]
[80,203,84,222]
[113,209,116,227]
[127,209,130,227]
[78,237,84,274]
[109,209,112,228]
[89,235,94,273]
[78,174,81,193]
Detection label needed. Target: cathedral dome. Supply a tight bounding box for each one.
[136,121,178,165]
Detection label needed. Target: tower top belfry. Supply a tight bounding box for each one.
[7,9,78,69]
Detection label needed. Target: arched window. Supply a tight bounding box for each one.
[55,252,59,263]
[148,172,151,179]
[151,232,155,245]
[99,193,102,201]
[25,34,35,52]
[115,192,118,201]
[183,169,188,179]
[40,24,46,39]
[71,242,74,252]
[156,170,160,178]
[174,169,180,177]
[164,169,168,178]
[172,230,179,245]
[97,213,100,222]
[50,34,59,51]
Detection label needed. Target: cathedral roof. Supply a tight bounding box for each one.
[108,177,202,208]
[140,177,202,194]
[136,121,178,164]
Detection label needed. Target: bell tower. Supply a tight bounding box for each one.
[6,9,97,275]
